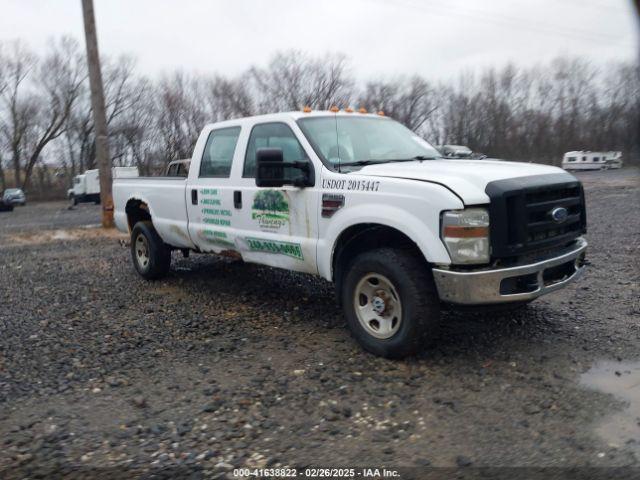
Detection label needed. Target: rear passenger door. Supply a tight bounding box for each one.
[232,122,320,275]
[186,126,243,254]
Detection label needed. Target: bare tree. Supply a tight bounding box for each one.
[155,71,206,161]
[19,37,85,190]
[61,55,140,176]
[3,37,640,202]
[359,76,438,132]
[248,50,353,112]
[0,42,9,189]
[0,40,36,187]
[203,75,254,122]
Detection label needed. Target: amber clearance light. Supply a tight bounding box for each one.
[442,226,489,238]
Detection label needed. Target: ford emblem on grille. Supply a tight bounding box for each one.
[550,207,569,223]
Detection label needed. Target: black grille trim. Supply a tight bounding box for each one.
[486,173,587,259]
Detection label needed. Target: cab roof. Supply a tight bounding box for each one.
[203,110,389,130]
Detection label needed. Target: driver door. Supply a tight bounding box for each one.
[232,121,320,275]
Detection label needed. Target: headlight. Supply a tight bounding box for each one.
[441,208,490,264]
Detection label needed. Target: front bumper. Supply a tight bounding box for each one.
[432,238,587,305]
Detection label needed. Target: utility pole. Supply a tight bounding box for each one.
[81,0,114,228]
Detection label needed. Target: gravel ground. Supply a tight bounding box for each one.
[0,201,101,236]
[0,168,638,478]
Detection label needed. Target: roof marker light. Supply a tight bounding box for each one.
[345,107,354,113]
[358,107,367,113]
[302,106,312,113]
[377,110,385,116]
[330,106,340,112]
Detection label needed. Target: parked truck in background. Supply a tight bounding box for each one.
[68,169,100,206]
[69,167,139,206]
[113,110,587,358]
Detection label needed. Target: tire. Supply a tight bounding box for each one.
[130,220,171,280]
[341,248,440,358]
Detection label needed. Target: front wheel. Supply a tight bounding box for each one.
[341,248,440,358]
[130,221,171,280]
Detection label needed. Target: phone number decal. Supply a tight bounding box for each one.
[245,237,304,260]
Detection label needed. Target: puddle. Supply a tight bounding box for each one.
[580,360,640,452]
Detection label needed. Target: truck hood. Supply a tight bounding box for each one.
[352,159,571,204]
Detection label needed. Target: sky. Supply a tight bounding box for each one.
[1,0,638,82]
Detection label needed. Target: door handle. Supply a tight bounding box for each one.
[191,189,198,205]
[234,191,242,209]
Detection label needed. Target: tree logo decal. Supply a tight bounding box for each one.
[252,190,289,230]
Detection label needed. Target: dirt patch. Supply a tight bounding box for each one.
[1,226,127,247]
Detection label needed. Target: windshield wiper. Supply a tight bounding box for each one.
[338,155,440,167]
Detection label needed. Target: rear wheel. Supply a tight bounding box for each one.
[130,221,171,279]
[341,248,440,358]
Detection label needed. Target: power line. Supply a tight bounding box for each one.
[560,0,629,14]
[374,0,636,48]
[421,0,626,42]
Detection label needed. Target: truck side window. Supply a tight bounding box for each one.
[200,127,241,178]
[243,123,308,178]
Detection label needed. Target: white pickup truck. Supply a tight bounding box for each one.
[114,110,587,358]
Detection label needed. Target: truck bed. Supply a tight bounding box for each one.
[113,176,194,249]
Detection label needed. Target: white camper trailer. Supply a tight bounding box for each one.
[603,151,623,169]
[562,151,623,171]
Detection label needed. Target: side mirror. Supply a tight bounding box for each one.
[256,148,313,188]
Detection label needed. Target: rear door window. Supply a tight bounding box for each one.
[200,127,241,178]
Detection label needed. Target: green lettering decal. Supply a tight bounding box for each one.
[200,189,232,228]
[199,229,235,248]
[245,237,303,260]
[203,218,231,226]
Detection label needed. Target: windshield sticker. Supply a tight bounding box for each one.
[252,190,289,231]
[322,178,380,192]
[245,237,303,260]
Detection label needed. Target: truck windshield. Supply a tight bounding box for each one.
[297,116,441,170]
